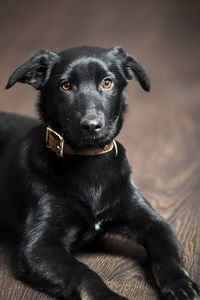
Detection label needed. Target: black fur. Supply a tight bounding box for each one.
[1,46,199,299]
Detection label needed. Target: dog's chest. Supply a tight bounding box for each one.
[88,185,104,215]
[66,162,115,217]
[61,156,123,250]
[62,185,112,251]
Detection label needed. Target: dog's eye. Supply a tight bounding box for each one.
[102,78,113,89]
[60,82,71,92]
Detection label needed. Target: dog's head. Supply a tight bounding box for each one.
[6,46,150,149]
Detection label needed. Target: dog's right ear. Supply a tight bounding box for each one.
[6,50,59,90]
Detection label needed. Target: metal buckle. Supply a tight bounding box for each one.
[46,126,64,157]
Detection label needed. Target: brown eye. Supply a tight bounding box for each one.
[102,78,113,89]
[61,82,71,91]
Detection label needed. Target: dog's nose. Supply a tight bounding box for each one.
[80,115,103,134]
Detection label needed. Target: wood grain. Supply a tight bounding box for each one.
[0,0,199,299]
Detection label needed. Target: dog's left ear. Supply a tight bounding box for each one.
[6,50,59,90]
[109,47,150,92]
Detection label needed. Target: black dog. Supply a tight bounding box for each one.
[1,46,199,300]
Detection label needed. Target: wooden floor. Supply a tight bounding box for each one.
[0,1,200,299]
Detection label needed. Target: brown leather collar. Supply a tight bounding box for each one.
[46,126,118,157]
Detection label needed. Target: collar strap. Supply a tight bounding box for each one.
[46,126,118,158]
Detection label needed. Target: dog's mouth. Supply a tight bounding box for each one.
[63,127,114,150]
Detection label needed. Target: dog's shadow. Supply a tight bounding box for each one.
[0,235,161,299]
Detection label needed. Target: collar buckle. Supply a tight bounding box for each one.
[46,126,64,157]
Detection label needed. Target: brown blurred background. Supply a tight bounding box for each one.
[0,0,200,299]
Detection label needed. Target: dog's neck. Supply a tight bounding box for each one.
[45,126,118,158]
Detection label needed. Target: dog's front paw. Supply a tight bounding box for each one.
[162,277,200,300]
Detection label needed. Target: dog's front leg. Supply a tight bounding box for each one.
[16,204,127,300]
[109,182,200,300]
